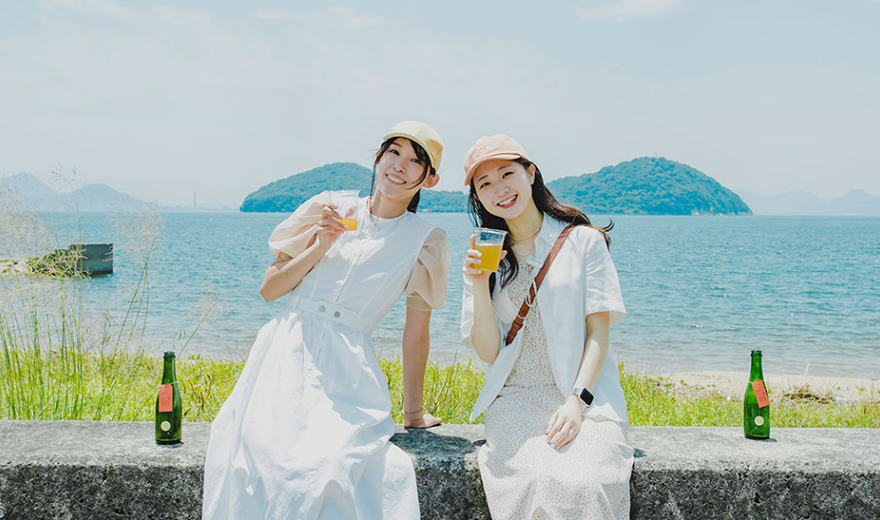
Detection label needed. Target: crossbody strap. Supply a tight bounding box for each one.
[504,224,576,346]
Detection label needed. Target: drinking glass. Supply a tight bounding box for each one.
[335,190,359,231]
[474,228,507,272]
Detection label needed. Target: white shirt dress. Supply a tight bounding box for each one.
[202,191,449,520]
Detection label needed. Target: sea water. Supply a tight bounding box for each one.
[3,211,878,378]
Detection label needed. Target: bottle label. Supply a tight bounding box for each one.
[158,384,173,412]
[754,416,765,426]
[161,421,171,432]
[751,380,770,408]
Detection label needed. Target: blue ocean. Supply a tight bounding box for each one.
[7,212,880,379]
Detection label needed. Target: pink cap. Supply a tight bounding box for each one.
[463,134,530,186]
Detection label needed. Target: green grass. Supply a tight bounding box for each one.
[622,371,880,428]
[381,356,485,425]
[0,343,244,422]
[2,346,878,428]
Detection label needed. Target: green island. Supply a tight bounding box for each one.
[547,156,750,215]
[239,162,466,213]
[239,157,751,215]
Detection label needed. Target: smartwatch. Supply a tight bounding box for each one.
[571,387,594,407]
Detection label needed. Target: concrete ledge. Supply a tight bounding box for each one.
[1,421,879,519]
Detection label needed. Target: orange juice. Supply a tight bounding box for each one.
[338,218,358,231]
[475,244,503,272]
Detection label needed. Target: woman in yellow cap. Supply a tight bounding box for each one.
[461,135,633,519]
[202,121,449,519]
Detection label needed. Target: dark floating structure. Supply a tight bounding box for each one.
[72,243,113,276]
[26,243,113,277]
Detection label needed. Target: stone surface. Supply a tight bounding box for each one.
[1,421,879,519]
[627,427,880,519]
[392,425,488,520]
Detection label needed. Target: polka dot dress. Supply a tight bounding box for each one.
[479,255,634,520]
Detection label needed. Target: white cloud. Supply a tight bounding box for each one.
[151,5,217,30]
[253,9,290,21]
[327,7,383,29]
[41,0,132,19]
[575,0,683,22]
[295,6,383,30]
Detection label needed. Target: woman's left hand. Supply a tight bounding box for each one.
[546,396,586,450]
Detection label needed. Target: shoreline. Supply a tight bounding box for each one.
[641,370,880,403]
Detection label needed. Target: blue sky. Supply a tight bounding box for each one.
[2,0,878,208]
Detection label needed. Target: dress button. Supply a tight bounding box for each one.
[333,311,341,318]
[318,305,326,312]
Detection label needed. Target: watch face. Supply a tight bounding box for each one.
[578,388,594,406]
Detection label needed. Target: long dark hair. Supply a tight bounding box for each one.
[370,137,436,213]
[468,157,613,293]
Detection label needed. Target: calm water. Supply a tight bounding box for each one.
[4,212,879,378]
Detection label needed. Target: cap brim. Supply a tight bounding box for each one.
[464,153,524,186]
[382,132,440,170]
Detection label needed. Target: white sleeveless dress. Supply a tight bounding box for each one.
[202,192,447,520]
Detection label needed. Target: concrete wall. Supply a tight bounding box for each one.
[1,421,878,519]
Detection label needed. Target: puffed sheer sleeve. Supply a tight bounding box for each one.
[267,191,332,258]
[404,227,450,311]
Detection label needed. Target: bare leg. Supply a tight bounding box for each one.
[401,307,442,428]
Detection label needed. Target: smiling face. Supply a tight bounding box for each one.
[374,138,438,201]
[472,158,537,221]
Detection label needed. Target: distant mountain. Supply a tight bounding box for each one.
[548,157,751,215]
[240,162,467,212]
[242,157,752,215]
[0,173,151,212]
[3,172,56,199]
[735,189,880,216]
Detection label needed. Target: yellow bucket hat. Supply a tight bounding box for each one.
[382,121,444,170]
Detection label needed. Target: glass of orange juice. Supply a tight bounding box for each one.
[335,190,359,231]
[474,228,507,272]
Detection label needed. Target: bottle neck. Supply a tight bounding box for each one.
[749,355,764,381]
[161,356,177,384]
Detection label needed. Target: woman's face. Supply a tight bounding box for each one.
[472,159,535,220]
[375,138,435,198]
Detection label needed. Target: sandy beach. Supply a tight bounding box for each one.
[647,370,880,403]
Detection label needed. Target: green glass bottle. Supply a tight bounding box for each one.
[155,351,182,445]
[743,350,770,439]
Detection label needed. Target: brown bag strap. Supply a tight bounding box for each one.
[505,224,576,346]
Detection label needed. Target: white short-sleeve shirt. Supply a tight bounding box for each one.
[461,215,628,423]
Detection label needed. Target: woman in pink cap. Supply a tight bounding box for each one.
[202,121,449,519]
[461,135,633,519]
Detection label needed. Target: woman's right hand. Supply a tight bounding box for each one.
[463,234,506,284]
[315,204,350,251]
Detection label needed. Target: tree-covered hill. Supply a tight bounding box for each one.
[240,162,468,213]
[547,157,751,215]
[240,163,369,213]
[241,157,751,215]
